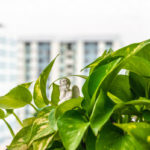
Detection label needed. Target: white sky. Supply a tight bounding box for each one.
[0,0,150,45]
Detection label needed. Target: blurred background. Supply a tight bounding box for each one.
[0,0,150,148]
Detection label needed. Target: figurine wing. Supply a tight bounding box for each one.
[72,85,80,98]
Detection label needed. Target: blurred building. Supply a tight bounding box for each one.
[0,25,19,149]
[0,25,18,94]
[19,35,120,88]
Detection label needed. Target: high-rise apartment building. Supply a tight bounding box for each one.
[19,35,121,89]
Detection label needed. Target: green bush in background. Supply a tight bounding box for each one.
[1,39,150,150]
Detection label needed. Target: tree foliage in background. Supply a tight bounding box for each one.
[1,39,150,149]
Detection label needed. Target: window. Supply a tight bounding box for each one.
[0,49,6,56]
[84,42,98,66]
[105,41,113,51]
[25,42,31,52]
[26,58,30,63]
[67,64,73,68]
[67,55,72,59]
[26,74,30,81]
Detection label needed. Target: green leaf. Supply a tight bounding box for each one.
[20,82,33,89]
[96,123,144,150]
[55,97,83,118]
[33,78,45,108]
[57,110,89,150]
[0,85,32,109]
[34,55,58,108]
[85,128,96,150]
[107,92,123,104]
[5,109,13,117]
[37,106,55,117]
[82,57,122,113]
[129,72,146,98]
[143,110,150,122]
[0,109,5,119]
[124,56,150,77]
[48,108,58,131]
[28,111,55,146]
[47,140,64,150]
[101,40,150,94]
[32,134,55,150]
[51,83,60,105]
[90,90,115,135]
[8,125,32,150]
[114,122,150,148]
[88,57,122,97]
[122,97,150,106]
[23,117,36,127]
[109,75,133,101]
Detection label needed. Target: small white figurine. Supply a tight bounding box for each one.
[59,78,80,104]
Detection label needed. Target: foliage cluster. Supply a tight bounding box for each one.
[1,40,150,149]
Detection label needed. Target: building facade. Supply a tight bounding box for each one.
[19,35,121,89]
[0,26,19,149]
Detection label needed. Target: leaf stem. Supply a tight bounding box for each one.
[2,119,15,137]
[29,103,38,112]
[12,112,23,127]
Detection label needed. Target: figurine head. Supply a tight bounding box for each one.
[60,78,71,89]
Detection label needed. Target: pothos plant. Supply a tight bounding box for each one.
[1,39,150,150]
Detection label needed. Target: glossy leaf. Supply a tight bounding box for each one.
[28,112,54,146]
[8,125,32,150]
[55,97,83,118]
[33,78,45,108]
[90,90,115,135]
[0,85,32,109]
[40,55,58,105]
[82,57,122,113]
[124,56,150,77]
[48,108,58,131]
[32,134,55,150]
[34,55,58,108]
[51,83,60,105]
[0,109,5,119]
[143,110,150,122]
[85,128,96,150]
[114,122,150,148]
[37,106,54,117]
[20,82,33,89]
[96,123,145,150]
[129,72,146,98]
[57,110,89,150]
[88,57,122,97]
[109,75,133,101]
[107,92,123,104]
[23,117,36,127]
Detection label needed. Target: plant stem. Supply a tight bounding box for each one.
[13,112,23,127]
[29,103,38,112]
[2,119,15,137]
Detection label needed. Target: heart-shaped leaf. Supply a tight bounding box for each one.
[57,110,89,150]
[0,85,32,109]
[90,89,115,135]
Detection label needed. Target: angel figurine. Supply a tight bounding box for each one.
[59,78,80,104]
